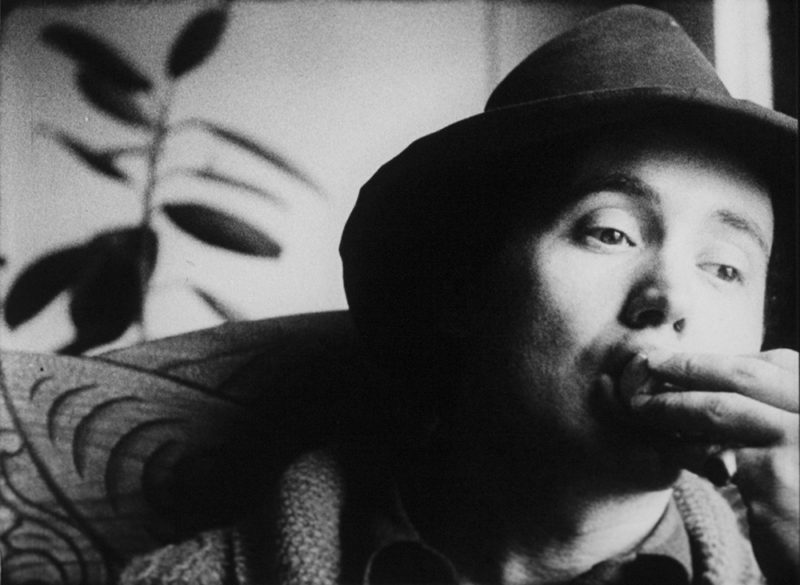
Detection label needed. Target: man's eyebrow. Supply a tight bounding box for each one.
[570,172,659,201]
[713,209,771,259]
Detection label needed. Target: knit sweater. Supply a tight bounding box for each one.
[119,448,764,585]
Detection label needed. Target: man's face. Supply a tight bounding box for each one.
[464,124,774,488]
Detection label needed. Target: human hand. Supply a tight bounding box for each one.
[621,349,798,584]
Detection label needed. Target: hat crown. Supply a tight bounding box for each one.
[486,4,729,112]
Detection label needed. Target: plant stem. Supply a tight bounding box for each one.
[137,85,173,341]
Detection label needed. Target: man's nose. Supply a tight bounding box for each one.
[620,258,691,333]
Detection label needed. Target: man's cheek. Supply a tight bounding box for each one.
[691,309,765,355]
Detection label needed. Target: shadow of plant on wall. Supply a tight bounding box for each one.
[3,6,322,355]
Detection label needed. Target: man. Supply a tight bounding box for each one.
[122,5,797,584]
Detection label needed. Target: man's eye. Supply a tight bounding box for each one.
[586,228,634,246]
[711,264,742,283]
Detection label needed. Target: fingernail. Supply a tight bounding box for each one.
[620,353,650,403]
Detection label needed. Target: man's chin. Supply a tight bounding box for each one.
[615,451,683,492]
[597,429,686,491]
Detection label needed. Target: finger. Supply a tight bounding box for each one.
[628,390,795,446]
[645,350,799,413]
[761,348,799,371]
[734,445,800,502]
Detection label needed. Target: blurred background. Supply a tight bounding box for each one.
[0,0,795,353]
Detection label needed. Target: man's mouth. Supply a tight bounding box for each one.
[602,345,655,392]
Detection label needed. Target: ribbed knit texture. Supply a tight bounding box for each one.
[672,475,764,585]
[120,527,250,585]
[119,450,764,585]
[274,450,345,585]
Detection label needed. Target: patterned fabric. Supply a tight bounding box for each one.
[119,449,764,585]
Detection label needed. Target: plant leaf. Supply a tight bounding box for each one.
[193,286,246,321]
[166,8,228,79]
[89,226,159,283]
[4,245,92,328]
[64,261,139,355]
[76,69,153,127]
[63,227,159,355]
[189,168,286,206]
[53,132,130,183]
[162,203,281,257]
[190,120,320,192]
[41,22,152,92]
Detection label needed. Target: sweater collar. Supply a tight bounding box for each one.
[359,470,692,585]
[274,449,755,585]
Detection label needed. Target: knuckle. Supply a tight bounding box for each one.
[766,348,799,371]
[701,395,728,427]
[730,359,761,385]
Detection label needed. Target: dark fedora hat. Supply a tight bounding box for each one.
[340,4,798,353]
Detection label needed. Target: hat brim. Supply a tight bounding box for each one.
[386,86,796,177]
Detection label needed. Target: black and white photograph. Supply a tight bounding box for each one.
[0,1,796,583]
